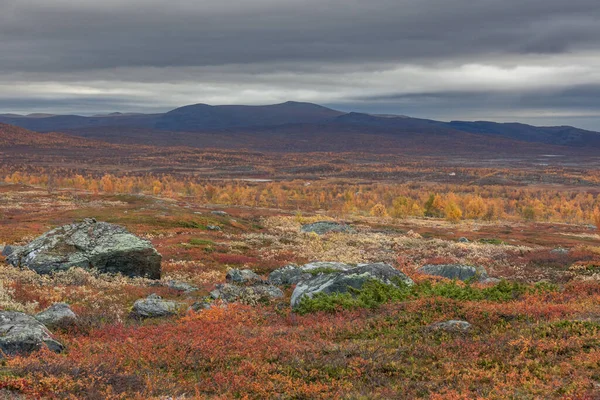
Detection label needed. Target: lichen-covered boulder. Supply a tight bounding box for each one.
[268,262,352,286]
[0,311,64,357]
[417,264,488,282]
[3,218,161,279]
[290,263,414,308]
[210,283,283,304]
[226,269,263,284]
[35,303,77,326]
[131,294,183,318]
[300,221,355,235]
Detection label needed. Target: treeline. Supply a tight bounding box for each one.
[4,171,600,226]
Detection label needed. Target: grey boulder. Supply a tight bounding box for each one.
[417,264,489,282]
[35,303,77,326]
[3,218,161,279]
[226,269,263,284]
[0,311,64,357]
[131,294,183,318]
[211,211,229,217]
[268,262,352,286]
[291,262,414,308]
[300,221,355,235]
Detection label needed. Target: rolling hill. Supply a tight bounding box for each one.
[1,102,600,152]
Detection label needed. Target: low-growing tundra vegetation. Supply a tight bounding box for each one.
[0,182,599,399]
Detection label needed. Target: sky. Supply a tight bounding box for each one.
[2,0,600,130]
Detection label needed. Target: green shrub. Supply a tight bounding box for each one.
[189,238,214,246]
[295,280,412,314]
[296,279,541,314]
[177,220,205,229]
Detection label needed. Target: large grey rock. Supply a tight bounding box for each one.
[268,262,352,286]
[291,262,414,308]
[226,269,263,284]
[0,311,64,357]
[35,303,77,326]
[427,320,472,333]
[131,294,183,318]
[417,264,488,282]
[300,221,355,235]
[210,283,283,304]
[3,218,161,279]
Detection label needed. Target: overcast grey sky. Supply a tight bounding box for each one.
[2,0,600,129]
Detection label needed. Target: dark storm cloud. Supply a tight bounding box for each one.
[2,0,600,72]
[1,0,600,128]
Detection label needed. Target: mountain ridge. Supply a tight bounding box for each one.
[1,101,599,150]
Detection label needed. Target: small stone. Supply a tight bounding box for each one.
[458,237,469,243]
[166,280,198,293]
[211,211,229,217]
[427,320,472,333]
[189,297,214,312]
[207,225,222,231]
[131,294,183,319]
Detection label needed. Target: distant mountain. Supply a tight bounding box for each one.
[0,113,158,132]
[154,101,344,131]
[1,101,600,151]
[444,120,600,147]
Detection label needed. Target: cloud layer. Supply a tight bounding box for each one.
[2,0,600,129]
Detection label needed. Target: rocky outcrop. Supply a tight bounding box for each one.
[417,264,488,282]
[268,262,352,286]
[300,221,355,235]
[131,294,183,318]
[2,218,161,279]
[0,311,64,357]
[290,263,414,308]
[35,303,77,326]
